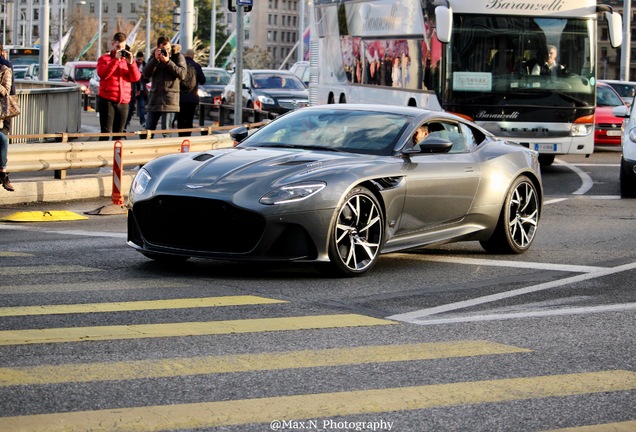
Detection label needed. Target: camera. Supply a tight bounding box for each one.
[121,50,131,59]
[160,48,168,57]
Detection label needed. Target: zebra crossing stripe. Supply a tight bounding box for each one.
[0,370,634,431]
[0,265,102,276]
[0,296,287,316]
[0,314,396,346]
[0,252,33,257]
[0,340,530,386]
[545,420,636,431]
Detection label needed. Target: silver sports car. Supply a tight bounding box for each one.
[127,105,542,276]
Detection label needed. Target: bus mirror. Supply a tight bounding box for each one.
[435,5,453,44]
[598,5,623,48]
[604,11,623,48]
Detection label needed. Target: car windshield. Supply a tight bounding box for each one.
[597,86,623,107]
[76,68,95,80]
[49,68,64,79]
[240,109,411,156]
[607,82,636,99]
[252,73,306,90]
[203,70,230,85]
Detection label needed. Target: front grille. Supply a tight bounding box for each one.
[133,196,266,253]
[597,123,621,130]
[278,99,309,110]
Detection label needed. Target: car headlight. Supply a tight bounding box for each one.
[131,169,152,195]
[260,182,326,205]
[257,95,276,105]
[198,88,211,98]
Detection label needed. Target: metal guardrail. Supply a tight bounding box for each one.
[6,133,236,177]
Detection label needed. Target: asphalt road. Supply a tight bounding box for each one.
[0,149,634,431]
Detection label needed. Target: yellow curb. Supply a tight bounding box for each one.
[0,210,89,222]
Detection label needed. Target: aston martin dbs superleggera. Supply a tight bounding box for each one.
[127,105,543,276]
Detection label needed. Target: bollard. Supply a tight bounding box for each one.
[180,139,191,153]
[112,140,124,206]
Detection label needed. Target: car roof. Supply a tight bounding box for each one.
[64,61,97,66]
[299,103,443,117]
[245,69,297,75]
[599,79,636,85]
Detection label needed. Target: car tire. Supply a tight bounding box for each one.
[480,175,540,254]
[327,186,384,276]
[538,154,555,166]
[620,157,636,198]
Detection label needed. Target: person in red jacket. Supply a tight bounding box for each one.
[97,32,141,140]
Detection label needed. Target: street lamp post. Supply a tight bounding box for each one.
[96,0,102,58]
[58,0,63,64]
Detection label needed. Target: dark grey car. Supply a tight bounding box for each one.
[221,69,309,114]
[128,105,542,276]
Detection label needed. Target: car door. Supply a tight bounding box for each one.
[395,119,481,237]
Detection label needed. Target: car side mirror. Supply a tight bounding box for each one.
[613,105,630,118]
[403,137,453,155]
[418,136,454,154]
[230,126,249,146]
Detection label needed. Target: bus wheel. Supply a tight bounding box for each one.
[538,154,555,166]
[339,94,347,103]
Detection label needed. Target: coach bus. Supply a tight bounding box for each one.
[309,0,622,165]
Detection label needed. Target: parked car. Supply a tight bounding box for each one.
[199,67,231,104]
[221,69,308,114]
[13,66,27,79]
[289,60,310,86]
[62,61,97,96]
[600,79,636,106]
[24,64,64,81]
[594,81,626,147]
[613,103,636,197]
[127,104,543,276]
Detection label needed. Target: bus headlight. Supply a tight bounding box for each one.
[571,123,593,137]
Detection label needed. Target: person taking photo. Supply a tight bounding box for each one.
[96,32,141,140]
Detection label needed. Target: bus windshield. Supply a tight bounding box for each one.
[6,48,40,66]
[444,16,595,110]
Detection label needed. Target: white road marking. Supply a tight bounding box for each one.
[554,158,594,195]
[407,303,636,325]
[0,224,125,238]
[411,256,604,273]
[387,261,636,323]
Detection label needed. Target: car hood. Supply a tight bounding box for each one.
[254,88,308,99]
[150,147,384,198]
[595,106,625,124]
[200,84,225,92]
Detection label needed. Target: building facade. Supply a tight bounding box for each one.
[223,0,305,69]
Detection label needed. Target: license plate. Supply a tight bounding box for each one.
[606,130,622,136]
[534,143,558,152]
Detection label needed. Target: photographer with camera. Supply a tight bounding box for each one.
[96,32,141,140]
[142,36,187,135]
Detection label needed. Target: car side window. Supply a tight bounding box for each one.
[426,121,464,153]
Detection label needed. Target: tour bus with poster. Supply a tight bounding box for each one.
[308,0,622,165]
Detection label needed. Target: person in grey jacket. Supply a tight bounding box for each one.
[142,37,187,135]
